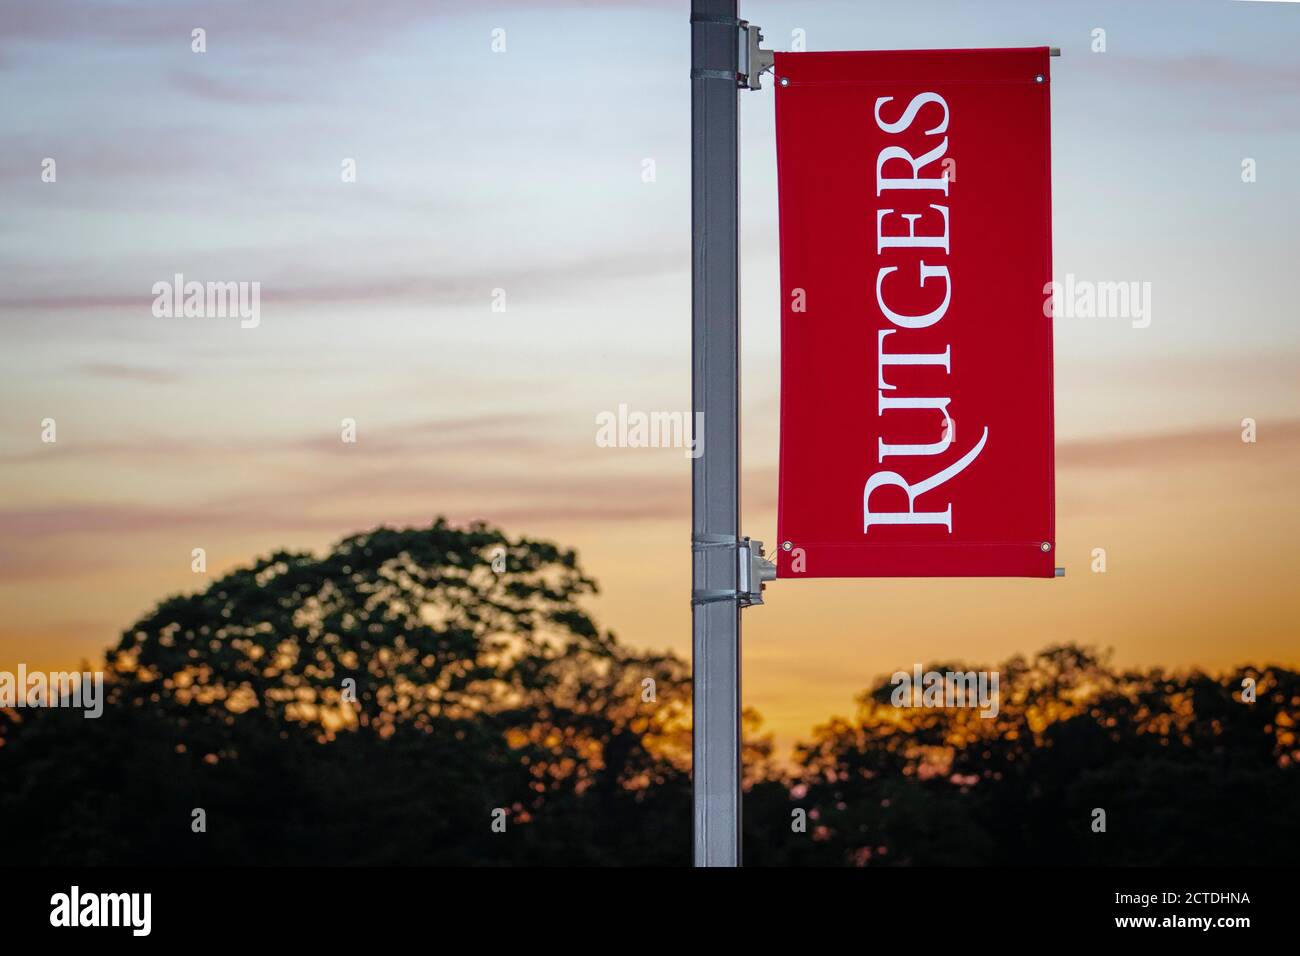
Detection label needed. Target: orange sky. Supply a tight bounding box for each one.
[5,364,1297,755]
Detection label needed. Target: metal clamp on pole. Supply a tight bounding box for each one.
[738,22,774,89]
[691,535,777,607]
[689,17,774,89]
[738,538,776,606]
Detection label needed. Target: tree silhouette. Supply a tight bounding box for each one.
[3,525,1296,866]
[783,646,1300,865]
[1,520,694,865]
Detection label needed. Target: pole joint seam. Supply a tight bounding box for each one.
[691,588,740,606]
[692,533,740,551]
[689,13,742,25]
[691,68,739,82]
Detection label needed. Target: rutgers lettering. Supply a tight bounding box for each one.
[864,91,988,533]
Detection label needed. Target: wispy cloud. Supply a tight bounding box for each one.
[0,466,687,543]
[0,0,658,54]
[77,362,181,385]
[1109,53,1300,94]
[1055,420,1300,468]
[0,247,686,314]
[165,68,303,105]
[7,421,1292,551]
[0,412,564,465]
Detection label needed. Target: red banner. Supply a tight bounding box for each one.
[774,48,1056,578]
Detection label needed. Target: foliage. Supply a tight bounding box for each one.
[1,520,693,865]
[3,523,1296,866]
[785,646,1300,865]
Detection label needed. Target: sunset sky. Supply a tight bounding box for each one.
[2,0,1298,755]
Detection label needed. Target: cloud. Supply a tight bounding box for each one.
[0,465,687,543]
[1109,53,1300,95]
[165,69,302,105]
[1055,420,1300,469]
[1,0,433,48]
[287,413,564,458]
[0,138,220,185]
[0,247,686,314]
[0,0,659,53]
[0,546,112,581]
[77,362,181,385]
[5,421,1291,543]
[0,412,562,465]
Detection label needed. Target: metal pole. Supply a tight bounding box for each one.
[690,0,742,867]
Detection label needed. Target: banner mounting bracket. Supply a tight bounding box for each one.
[691,535,777,607]
[739,22,775,89]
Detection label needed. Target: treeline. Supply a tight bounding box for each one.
[2,522,1296,865]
